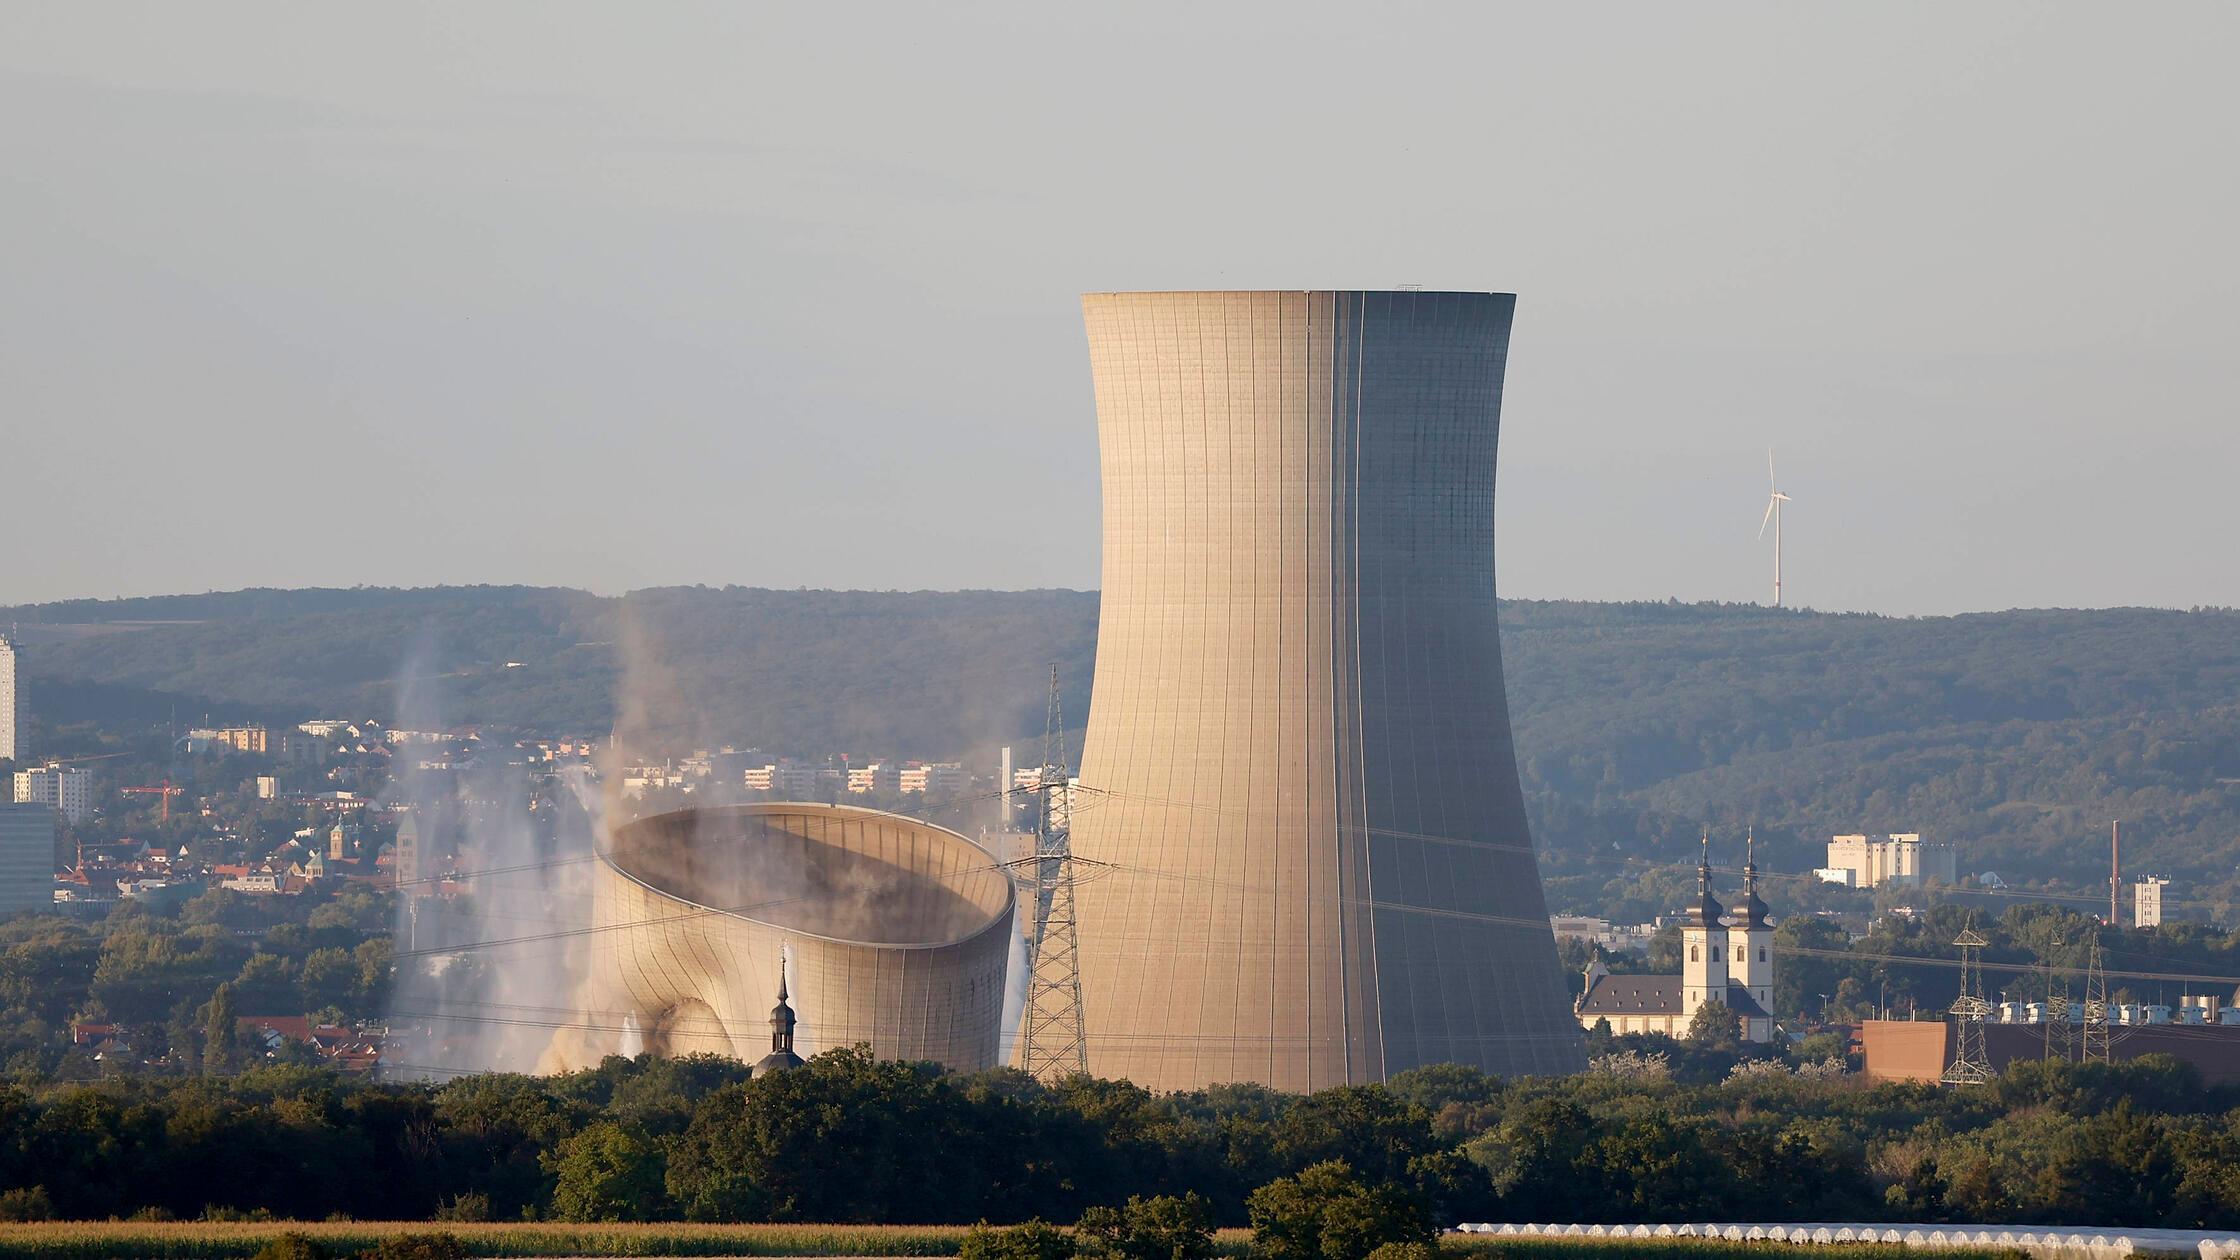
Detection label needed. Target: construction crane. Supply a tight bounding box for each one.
[121,779,184,824]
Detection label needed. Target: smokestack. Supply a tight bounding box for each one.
[999,745,1012,827]
[2110,819,2121,927]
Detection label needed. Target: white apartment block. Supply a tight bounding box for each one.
[898,762,965,795]
[744,760,824,798]
[847,762,900,794]
[1820,832,1957,889]
[2136,876,2172,929]
[13,763,92,826]
[0,637,16,762]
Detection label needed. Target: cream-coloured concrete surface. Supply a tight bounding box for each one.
[545,803,1012,1072]
[1070,291,1584,1091]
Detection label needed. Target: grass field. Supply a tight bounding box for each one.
[0,1223,2028,1260]
[0,1223,980,1260]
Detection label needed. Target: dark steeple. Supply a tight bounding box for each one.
[1687,829,1726,929]
[752,956,806,1078]
[1733,826,1773,931]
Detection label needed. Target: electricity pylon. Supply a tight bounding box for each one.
[1942,925,1996,1085]
[1021,666,1087,1083]
[2082,935,2112,1064]
[2041,961,2074,1063]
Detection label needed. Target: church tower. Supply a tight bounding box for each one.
[1728,828,1775,1024]
[752,957,806,1078]
[1680,832,1729,1016]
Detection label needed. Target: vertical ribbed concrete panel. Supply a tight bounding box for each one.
[551,804,1011,1073]
[1071,291,1583,1091]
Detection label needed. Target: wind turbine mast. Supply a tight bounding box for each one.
[1759,449,1793,607]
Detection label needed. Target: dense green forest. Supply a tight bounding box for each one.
[8,588,2238,917]
[0,1047,2236,1231]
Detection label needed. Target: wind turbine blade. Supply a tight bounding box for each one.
[1758,496,1777,538]
[1768,447,1777,490]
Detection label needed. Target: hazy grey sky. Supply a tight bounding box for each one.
[5,3,2234,615]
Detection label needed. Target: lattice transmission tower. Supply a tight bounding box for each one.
[1942,924,1997,1085]
[1020,665,1088,1083]
[2040,960,2074,1063]
[2082,934,2112,1064]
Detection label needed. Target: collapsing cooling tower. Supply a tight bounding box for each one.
[555,803,1012,1071]
[1069,290,1586,1091]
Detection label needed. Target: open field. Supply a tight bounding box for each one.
[0,1223,2031,1260]
[0,1223,982,1260]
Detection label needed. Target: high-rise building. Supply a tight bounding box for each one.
[13,763,91,826]
[0,803,55,915]
[0,637,17,762]
[1068,290,1584,1090]
[2136,876,2172,929]
[1821,833,1957,888]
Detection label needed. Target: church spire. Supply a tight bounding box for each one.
[1735,825,1773,930]
[770,960,796,1054]
[1688,829,1725,927]
[753,950,806,1078]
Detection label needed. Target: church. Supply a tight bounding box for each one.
[1574,834,1777,1044]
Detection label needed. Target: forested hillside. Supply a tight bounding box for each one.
[9,588,2237,918]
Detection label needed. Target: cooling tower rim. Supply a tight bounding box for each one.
[595,801,1016,951]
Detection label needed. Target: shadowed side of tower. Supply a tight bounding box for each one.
[1069,290,1584,1091]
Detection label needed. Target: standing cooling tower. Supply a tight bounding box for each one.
[1070,290,1584,1091]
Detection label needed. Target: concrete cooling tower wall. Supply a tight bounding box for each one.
[548,803,1012,1072]
[1070,290,1585,1091]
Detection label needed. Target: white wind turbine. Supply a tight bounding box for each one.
[1758,449,1792,607]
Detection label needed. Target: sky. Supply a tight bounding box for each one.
[3,3,2234,616]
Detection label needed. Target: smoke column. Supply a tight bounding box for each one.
[381,636,599,1079]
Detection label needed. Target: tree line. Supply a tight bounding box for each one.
[3,1046,2240,1232]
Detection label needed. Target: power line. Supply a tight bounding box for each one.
[1774,943,2240,988]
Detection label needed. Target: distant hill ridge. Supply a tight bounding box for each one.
[9,586,2238,910]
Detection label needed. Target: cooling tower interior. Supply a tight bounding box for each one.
[548,803,1012,1072]
[1069,289,1587,1091]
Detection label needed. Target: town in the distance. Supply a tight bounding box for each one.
[2,623,2227,1088]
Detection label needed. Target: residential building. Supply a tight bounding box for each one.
[846,762,900,794]
[0,803,55,915]
[2136,876,2173,929]
[13,762,92,825]
[1820,833,1957,889]
[1551,915,1616,943]
[1548,915,1651,953]
[744,759,823,798]
[0,636,16,761]
[899,762,966,795]
[211,726,273,754]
